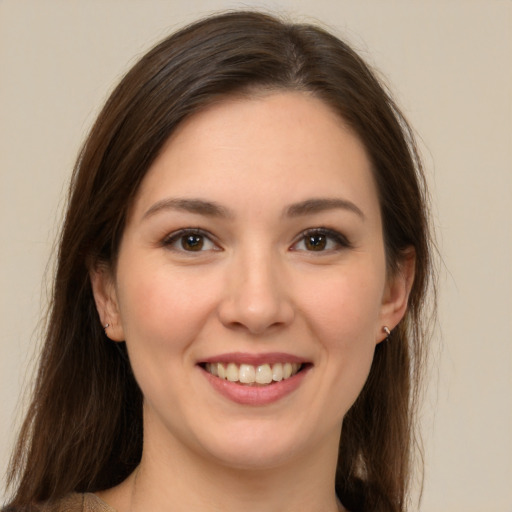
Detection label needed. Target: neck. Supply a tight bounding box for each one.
[101,422,344,512]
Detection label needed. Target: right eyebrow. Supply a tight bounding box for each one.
[142,198,234,220]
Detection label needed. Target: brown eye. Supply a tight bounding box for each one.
[163,229,218,253]
[181,234,204,251]
[291,228,351,253]
[305,234,327,251]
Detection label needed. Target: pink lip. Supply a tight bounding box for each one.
[200,352,306,366]
[199,362,311,406]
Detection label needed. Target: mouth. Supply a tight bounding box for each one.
[201,361,305,386]
[198,354,311,405]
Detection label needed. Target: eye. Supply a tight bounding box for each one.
[162,229,219,253]
[291,228,351,252]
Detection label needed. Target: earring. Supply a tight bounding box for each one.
[383,326,391,337]
[103,323,110,332]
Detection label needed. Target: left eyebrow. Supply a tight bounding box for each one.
[284,198,365,220]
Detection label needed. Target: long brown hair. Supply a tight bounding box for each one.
[5,11,435,512]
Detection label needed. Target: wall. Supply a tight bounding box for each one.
[1,1,510,510]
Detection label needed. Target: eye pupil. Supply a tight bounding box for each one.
[182,234,204,251]
[305,234,327,251]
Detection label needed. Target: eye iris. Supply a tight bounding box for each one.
[182,234,204,251]
[305,234,327,251]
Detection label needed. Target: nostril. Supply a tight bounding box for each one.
[217,298,295,335]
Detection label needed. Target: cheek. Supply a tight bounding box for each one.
[297,264,385,341]
[295,266,384,407]
[115,264,219,377]
[114,268,219,419]
[119,263,212,331]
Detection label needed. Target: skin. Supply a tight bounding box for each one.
[91,91,414,512]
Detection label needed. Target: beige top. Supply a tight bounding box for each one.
[40,493,116,512]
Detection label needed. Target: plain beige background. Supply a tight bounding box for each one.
[1,0,511,510]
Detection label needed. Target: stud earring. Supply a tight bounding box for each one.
[383,326,391,337]
[103,323,110,332]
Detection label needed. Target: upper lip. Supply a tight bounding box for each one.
[199,352,308,366]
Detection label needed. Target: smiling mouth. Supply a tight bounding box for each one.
[201,362,305,386]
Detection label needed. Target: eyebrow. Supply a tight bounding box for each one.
[285,198,365,220]
[143,198,233,220]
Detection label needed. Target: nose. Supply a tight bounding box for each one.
[217,249,295,335]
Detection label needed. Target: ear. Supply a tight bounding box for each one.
[377,247,415,343]
[89,264,125,342]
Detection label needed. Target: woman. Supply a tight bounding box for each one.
[4,10,435,512]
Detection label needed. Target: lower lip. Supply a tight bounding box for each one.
[200,366,310,405]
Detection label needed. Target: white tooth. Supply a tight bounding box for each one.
[272,363,283,382]
[283,362,293,379]
[292,363,300,375]
[239,364,256,384]
[255,364,272,384]
[217,363,226,379]
[226,363,239,382]
[209,363,218,377]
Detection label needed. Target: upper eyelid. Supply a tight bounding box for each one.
[163,227,206,239]
[292,227,351,245]
[162,228,221,249]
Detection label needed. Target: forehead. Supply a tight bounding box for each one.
[130,91,380,223]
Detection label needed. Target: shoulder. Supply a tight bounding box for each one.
[79,494,116,512]
[44,494,116,512]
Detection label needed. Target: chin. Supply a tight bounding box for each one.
[208,442,303,472]
[192,419,323,471]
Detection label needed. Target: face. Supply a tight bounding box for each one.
[93,92,411,472]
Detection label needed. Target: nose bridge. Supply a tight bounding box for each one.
[218,240,294,334]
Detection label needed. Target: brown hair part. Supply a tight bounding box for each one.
[6,11,435,512]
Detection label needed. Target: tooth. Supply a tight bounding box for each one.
[209,361,302,383]
[226,363,239,382]
[239,364,256,384]
[255,364,272,384]
[217,363,226,380]
[272,363,283,382]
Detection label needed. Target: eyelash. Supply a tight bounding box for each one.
[162,227,351,254]
[162,228,220,253]
[291,228,352,253]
